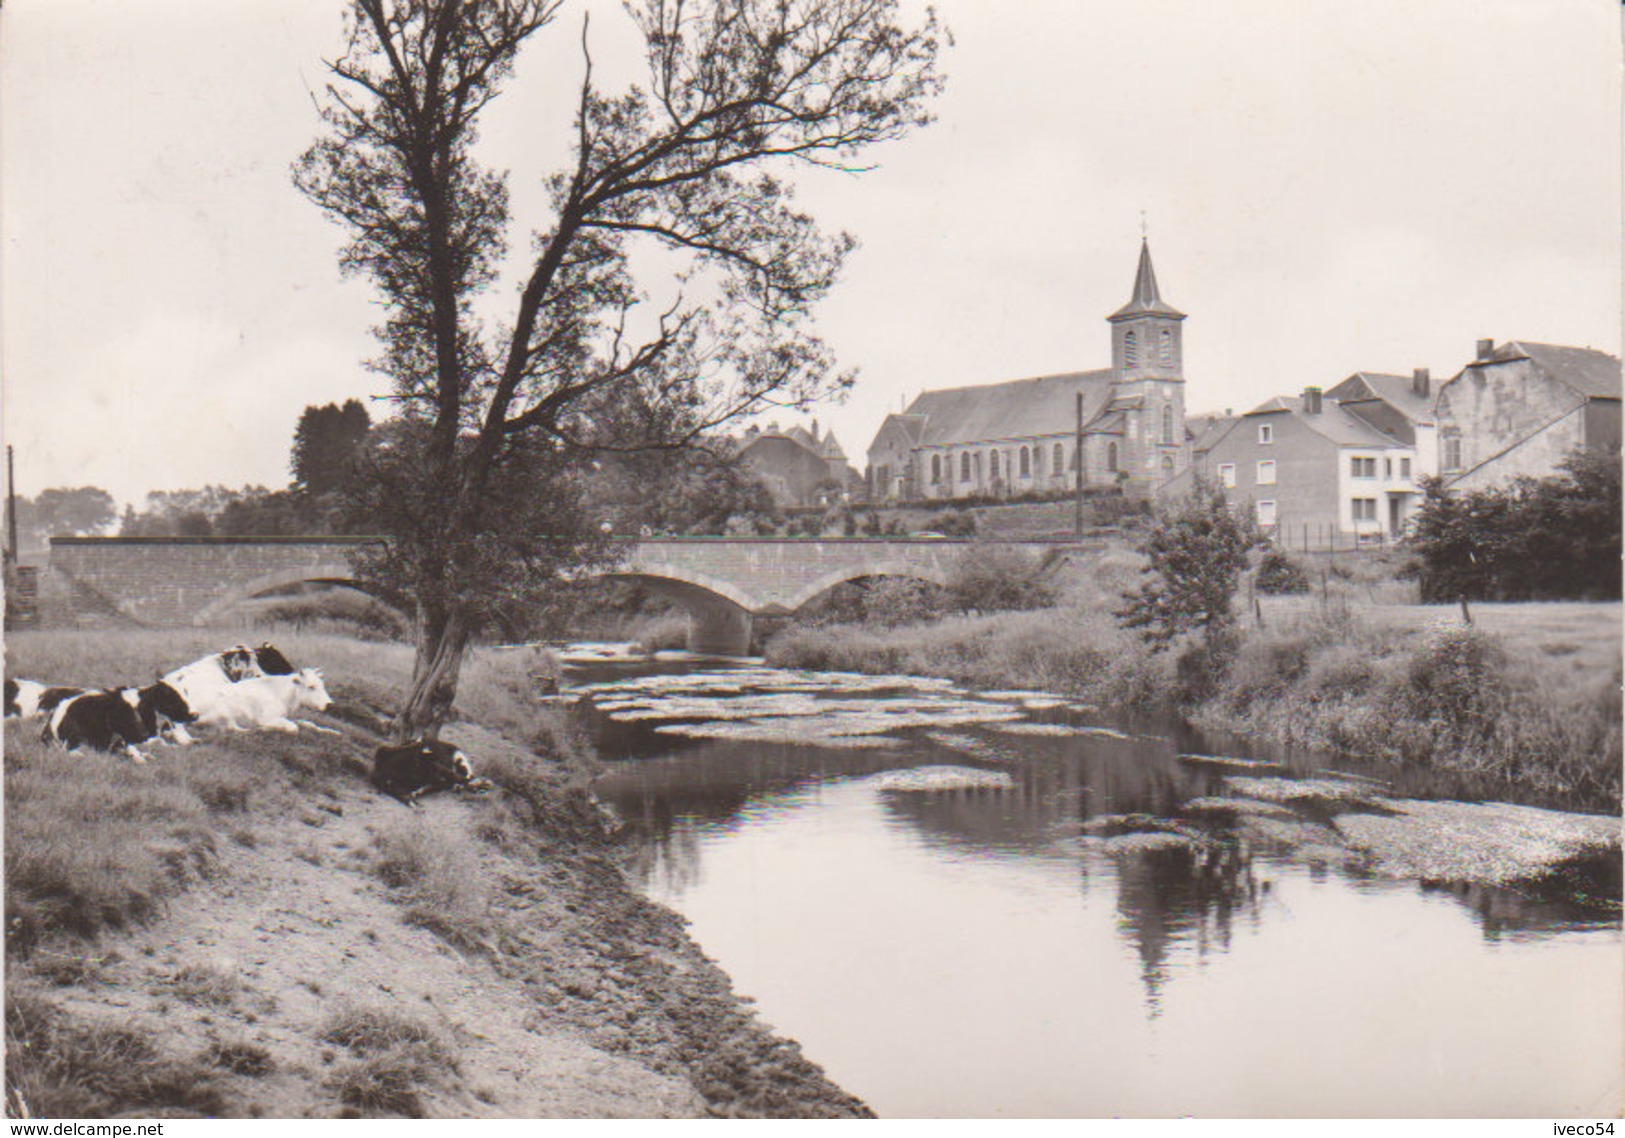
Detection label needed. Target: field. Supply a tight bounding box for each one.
[2,629,867,1119]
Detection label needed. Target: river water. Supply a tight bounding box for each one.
[567,649,1623,1119]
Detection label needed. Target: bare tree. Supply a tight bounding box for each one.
[295,0,945,738]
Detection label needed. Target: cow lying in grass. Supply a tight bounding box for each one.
[163,643,337,736]
[370,739,494,806]
[39,679,196,762]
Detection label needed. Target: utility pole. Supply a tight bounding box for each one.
[5,445,16,566]
[1073,392,1085,537]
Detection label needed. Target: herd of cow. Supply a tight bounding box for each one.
[4,642,492,807]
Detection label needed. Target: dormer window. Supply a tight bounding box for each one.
[1258,423,1274,445]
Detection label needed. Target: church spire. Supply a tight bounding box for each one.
[1110,238,1185,322]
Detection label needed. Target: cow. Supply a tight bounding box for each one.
[43,688,153,762]
[163,643,297,716]
[369,739,494,807]
[189,668,334,733]
[135,680,199,746]
[6,679,87,720]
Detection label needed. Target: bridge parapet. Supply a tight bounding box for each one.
[45,535,1092,648]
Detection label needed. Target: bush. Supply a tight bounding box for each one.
[863,577,949,627]
[946,544,1055,613]
[1255,550,1310,595]
[924,510,977,537]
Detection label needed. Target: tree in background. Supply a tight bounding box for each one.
[1116,482,1259,652]
[588,446,780,536]
[6,487,118,551]
[1411,452,1622,604]
[295,0,944,737]
[292,399,372,496]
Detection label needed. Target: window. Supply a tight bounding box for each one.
[1218,463,1237,488]
[1351,456,1377,479]
[1352,498,1378,522]
[1383,457,1392,479]
[990,450,1000,479]
[931,454,942,484]
[1161,403,1174,446]
[1124,330,1139,367]
[1401,457,1412,479]
[1106,442,1119,473]
[1256,499,1277,527]
[960,452,971,482]
[1158,328,1174,368]
[1258,423,1274,445]
[1019,447,1030,477]
[1054,443,1065,476]
[1161,455,1174,476]
[1443,435,1462,471]
[1034,446,1044,476]
[1256,460,1276,485]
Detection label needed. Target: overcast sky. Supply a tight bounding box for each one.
[2,0,1619,506]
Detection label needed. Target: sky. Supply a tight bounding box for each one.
[2,0,1619,507]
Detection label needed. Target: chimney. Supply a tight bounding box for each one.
[1412,367,1430,397]
[1476,338,1495,361]
[1302,386,1323,415]
[811,419,820,442]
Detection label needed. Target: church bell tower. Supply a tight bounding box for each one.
[1107,239,1188,487]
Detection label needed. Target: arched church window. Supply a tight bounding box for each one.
[1124,330,1139,367]
[1054,443,1064,475]
[1161,403,1174,446]
[1107,441,1119,473]
[990,450,1000,479]
[1019,447,1030,477]
[931,454,942,483]
[1161,455,1174,476]
[960,452,971,482]
[1159,328,1173,367]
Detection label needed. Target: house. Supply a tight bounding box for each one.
[735,421,861,508]
[1326,368,1440,478]
[1435,339,1622,490]
[1183,387,1421,546]
[865,240,1192,502]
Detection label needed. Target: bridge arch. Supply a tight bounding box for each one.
[781,562,951,614]
[192,570,393,627]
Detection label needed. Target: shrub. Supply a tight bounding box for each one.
[1255,550,1310,595]
[1401,624,1506,740]
[946,544,1055,613]
[924,510,977,537]
[863,577,949,627]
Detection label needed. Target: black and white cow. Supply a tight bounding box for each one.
[6,679,87,720]
[369,740,493,806]
[43,688,152,762]
[135,680,199,745]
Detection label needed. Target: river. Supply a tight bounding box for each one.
[566,648,1623,1119]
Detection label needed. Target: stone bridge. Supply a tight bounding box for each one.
[46,535,1086,654]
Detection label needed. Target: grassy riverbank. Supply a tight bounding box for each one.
[3,629,868,1119]
[764,587,1623,813]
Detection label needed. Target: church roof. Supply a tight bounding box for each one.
[902,370,1116,448]
[1109,239,1185,322]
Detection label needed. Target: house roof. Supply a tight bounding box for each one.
[1186,412,1240,453]
[1494,341,1623,401]
[1244,394,1407,448]
[901,370,1117,448]
[1109,239,1186,322]
[1326,372,1437,423]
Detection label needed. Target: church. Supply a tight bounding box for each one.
[865,240,1191,502]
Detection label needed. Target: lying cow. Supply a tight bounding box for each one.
[370,739,493,806]
[6,679,89,720]
[41,679,202,761]
[189,668,334,733]
[164,642,294,705]
[44,688,152,762]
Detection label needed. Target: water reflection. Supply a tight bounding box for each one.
[575,655,1622,1116]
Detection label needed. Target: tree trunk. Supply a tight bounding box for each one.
[395,603,472,743]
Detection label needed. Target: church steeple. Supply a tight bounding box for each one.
[1111,239,1185,322]
[1108,239,1185,378]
